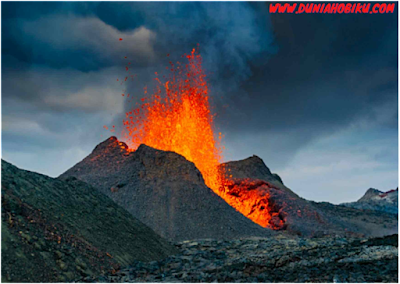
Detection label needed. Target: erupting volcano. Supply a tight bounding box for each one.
[114,48,279,229]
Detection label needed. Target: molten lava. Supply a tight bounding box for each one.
[122,49,223,191]
[115,48,284,230]
[220,178,285,230]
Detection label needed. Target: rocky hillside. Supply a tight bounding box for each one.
[342,188,398,215]
[60,137,274,241]
[220,157,398,237]
[2,160,178,282]
[219,155,289,191]
[87,234,398,283]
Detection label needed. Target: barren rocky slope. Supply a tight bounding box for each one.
[2,160,177,282]
[60,137,274,241]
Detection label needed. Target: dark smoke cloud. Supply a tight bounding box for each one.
[1,2,397,203]
[218,11,397,163]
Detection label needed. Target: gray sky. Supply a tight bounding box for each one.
[2,2,397,203]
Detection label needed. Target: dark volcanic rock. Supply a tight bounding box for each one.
[220,155,289,191]
[89,235,398,283]
[2,160,177,282]
[60,137,274,242]
[221,156,398,237]
[342,188,398,215]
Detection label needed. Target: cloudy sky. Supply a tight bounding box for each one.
[2,2,397,203]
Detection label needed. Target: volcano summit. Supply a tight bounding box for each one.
[60,137,273,241]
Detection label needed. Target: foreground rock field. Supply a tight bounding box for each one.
[82,234,398,283]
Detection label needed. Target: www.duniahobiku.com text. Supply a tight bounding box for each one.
[269,2,395,14]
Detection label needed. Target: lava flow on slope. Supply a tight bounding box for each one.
[114,48,284,230]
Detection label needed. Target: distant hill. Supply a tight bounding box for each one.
[60,137,274,241]
[1,160,177,282]
[341,188,398,215]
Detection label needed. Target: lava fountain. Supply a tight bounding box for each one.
[121,48,223,191]
[115,48,281,229]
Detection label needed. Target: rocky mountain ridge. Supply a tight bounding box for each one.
[61,137,398,239]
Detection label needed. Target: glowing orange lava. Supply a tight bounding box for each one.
[122,48,223,191]
[220,178,285,230]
